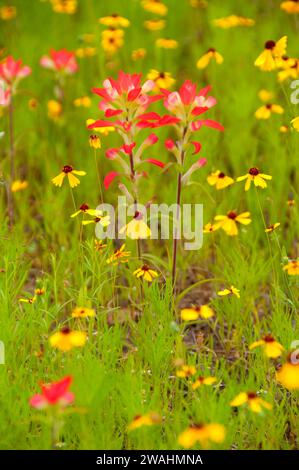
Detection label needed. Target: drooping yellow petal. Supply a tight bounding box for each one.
[51,173,65,187]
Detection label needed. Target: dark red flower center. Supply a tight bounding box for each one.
[141,264,150,271]
[63,165,73,173]
[159,72,165,78]
[263,335,274,343]
[61,327,71,335]
[134,211,142,220]
[265,40,276,50]
[227,211,237,219]
[191,423,204,430]
[249,167,259,176]
[80,203,89,212]
[247,392,257,399]
[208,47,216,53]
[218,172,225,178]
[265,104,272,109]
[95,217,102,222]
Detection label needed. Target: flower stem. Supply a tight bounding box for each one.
[7,98,15,229]
[172,172,182,291]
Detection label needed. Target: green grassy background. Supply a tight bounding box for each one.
[0,0,298,450]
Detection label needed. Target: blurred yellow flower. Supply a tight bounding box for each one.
[277,356,299,390]
[128,413,161,431]
[181,305,214,321]
[147,69,175,90]
[94,239,108,252]
[72,307,95,318]
[197,48,223,69]
[52,165,86,188]
[101,28,124,54]
[133,265,159,282]
[258,89,274,102]
[74,96,91,107]
[236,168,272,191]
[107,244,131,265]
[144,19,165,31]
[19,296,36,304]
[82,215,110,227]
[49,327,86,352]
[203,223,220,234]
[265,222,280,233]
[230,392,272,413]
[11,180,28,193]
[291,116,299,131]
[280,125,289,133]
[141,0,168,16]
[51,0,77,14]
[89,134,101,149]
[178,423,225,449]
[254,36,287,71]
[28,98,38,110]
[131,48,147,61]
[207,170,234,190]
[0,5,17,20]
[214,211,251,236]
[176,365,196,378]
[212,15,255,29]
[156,38,178,49]
[99,14,130,28]
[255,103,284,119]
[249,335,284,358]
[47,100,62,121]
[71,203,99,218]
[283,260,299,275]
[218,285,240,298]
[192,376,217,390]
[280,0,299,13]
[76,47,97,58]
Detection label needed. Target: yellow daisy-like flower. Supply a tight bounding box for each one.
[35,288,45,296]
[254,36,287,71]
[71,203,99,218]
[72,307,95,318]
[141,0,168,16]
[86,118,114,135]
[212,15,255,29]
[230,392,272,413]
[82,215,110,228]
[131,48,146,61]
[11,180,28,193]
[178,423,225,449]
[196,48,223,69]
[133,265,159,282]
[214,211,251,236]
[47,100,62,121]
[119,212,151,239]
[73,96,91,107]
[51,0,77,14]
[101,28,124,54]
[147,69,175,90]
[156,38,178,49]
[217,285,240,298]
[236,168,272,191]
[283,260,299,275]
[291,116,299,131]
[94,239,107,252]
[176,365,196,378]
[0,5,17,20]
[280,0,299,13]
[207,170,234,190]
[144,19,165,31]
[49,327,86,352]
[106,244,131,265]
[203,223,220,234]
[128,413,161,431]
[255,103,284,120]
[89,134,101,149]
[181,305,214,321]
[265,222,280,233]
[249,335,284,358]
[19,296,36,304]
[52,165,86,188]
[192,376,217,390]
[280,125,289,133]
[276,355,299,390]
[99,14,130,28]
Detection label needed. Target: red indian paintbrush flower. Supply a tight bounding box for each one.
[40,49,78,75]
[0,55,31,85]
[29,375,74,409]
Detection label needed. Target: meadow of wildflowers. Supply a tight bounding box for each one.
[0,0,299,453]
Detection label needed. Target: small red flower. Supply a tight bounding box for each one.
[40,49,78,75]
[30,376,74,409]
